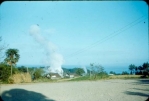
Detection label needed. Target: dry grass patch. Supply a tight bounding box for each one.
[8,73,32,83]
[108,75,141,79]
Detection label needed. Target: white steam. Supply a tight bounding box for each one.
[29,25,64,77]
[82,66,87,74]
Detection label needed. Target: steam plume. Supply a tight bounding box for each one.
[29,25,64,77]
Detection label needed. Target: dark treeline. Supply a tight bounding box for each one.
[129,62,149,77]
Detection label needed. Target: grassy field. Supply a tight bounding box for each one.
[108,75,142,79]
[69,75,145,81]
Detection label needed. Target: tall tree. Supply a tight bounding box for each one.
[129,64,135,75]
[142,62,149,77]
[138,66,143,74]
[93,64,104,79]
[142,62,149,70]
[4,49,20,76]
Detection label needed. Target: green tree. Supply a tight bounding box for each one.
[122,71,129,75]
[0,62,11,82]
[33,68,45,80]
[75,68,85,76]
[18,66,28,73]
[142,62,149,70]
[94,64,105,79]
[129,64,135,75]
[4,49,20,76]
[89,63,105,79]
[138,65,143,75]
[142,62,149,77]
[109,71,116,75]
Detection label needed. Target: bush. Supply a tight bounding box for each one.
[0,63,11,83]
[33,68,45,80]
[96,72,109,79]
[122,71,129,75]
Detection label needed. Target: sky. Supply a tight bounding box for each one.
[0,1,148,69]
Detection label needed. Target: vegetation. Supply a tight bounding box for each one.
[109,71,116,75]
[121,71,129,75]
[75,68,85,76]
[108,75,141,79]
[128,62,149,77]
[0,63,11,83]
[33,67,45,80]
[88,63,106,79]
[0,45,148,83]
[129,64,136,74]
[4,49,20,76]
[18,66,28,73]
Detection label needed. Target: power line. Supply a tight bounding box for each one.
[66,15,147,59]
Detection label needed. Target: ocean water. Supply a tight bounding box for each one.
[104,66,129,74]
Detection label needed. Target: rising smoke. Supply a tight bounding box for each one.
[29,25,64,77]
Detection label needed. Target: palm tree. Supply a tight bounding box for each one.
[4,49,20,76]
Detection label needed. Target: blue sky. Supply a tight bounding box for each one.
[0,1,148,68]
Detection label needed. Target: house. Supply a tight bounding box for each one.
[109,74,114,76]
[63,73,79,78]
[47,73,62,79]
[63,72,70,78]
[69,74,74,78]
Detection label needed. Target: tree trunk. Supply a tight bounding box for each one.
[11,65,12,76]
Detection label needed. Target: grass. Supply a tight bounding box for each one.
[3,74,147,84]
[69,74,109,81]
[69,75,144,81]
[108,75,142,79]
[32,78,57,83]
[69,76,90,81]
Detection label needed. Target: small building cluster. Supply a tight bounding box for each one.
[46,72,79,79]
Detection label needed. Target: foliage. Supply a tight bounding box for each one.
[4,49,20,65]
[18,66,28,73]
[109,71,116,75]
[121,71,129,75]
[0,63,11,83]
[96,71,109,79]
[142,62,149,77]
[70,72,109,81]
[75,68,85,76]
[33,67,45,80]
[89,63,105,79]
[0,62,20,83]
[129,64,136,75]
[128,62,149,77]
[4,48,20,76]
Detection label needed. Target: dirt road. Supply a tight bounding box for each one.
[1,79,149,101]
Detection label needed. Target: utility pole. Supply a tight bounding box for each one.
[26,66,28,73]
[90,63,94,79]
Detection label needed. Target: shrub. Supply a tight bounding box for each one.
[33,68,45,80]
[0,63,11,83]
